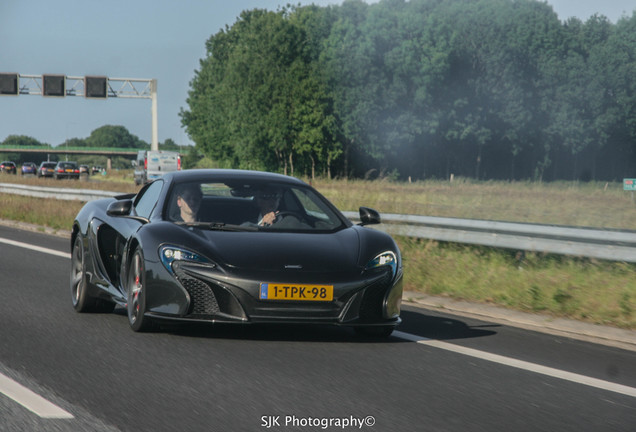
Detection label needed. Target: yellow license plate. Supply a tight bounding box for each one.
[65,169,73,172]
[259,283,333,301]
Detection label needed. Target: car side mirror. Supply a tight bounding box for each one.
[359,206,381,225]
[107,199,133,217]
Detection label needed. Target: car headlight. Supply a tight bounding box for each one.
[159,245,214,274]
[365,251,398,278]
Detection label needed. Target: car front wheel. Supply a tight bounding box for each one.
[127,248,155,332]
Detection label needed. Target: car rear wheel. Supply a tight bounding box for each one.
[71,235,115,313]
[127,248,155,332]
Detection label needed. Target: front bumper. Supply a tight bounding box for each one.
[145,261,403,328]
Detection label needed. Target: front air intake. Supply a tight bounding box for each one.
[359,269,392,321]
[175,270,220,316]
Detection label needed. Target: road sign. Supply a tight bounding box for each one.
[624,179,636,191]
[0,72,158,150]
[85,76,108,98]
[0,73,18,95]
[43,74,66,97]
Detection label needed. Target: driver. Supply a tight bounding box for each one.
[255,187,282,226]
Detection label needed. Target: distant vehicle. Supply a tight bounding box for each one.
[91,166,103,175]
[54,161,80,180]
[133,150,181,185]
[0,161,17,174]
[38,161,57,178]
[20,162,37,176]
[79,165,89,176]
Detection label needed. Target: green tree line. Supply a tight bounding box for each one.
[180,0,636,181]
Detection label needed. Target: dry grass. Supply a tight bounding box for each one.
[2,171,635,328]
[0,171,138,230]
[311,177,636,230]
[0,194,84,230]
[4,172,634,229]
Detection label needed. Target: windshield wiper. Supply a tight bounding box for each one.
[176,221,258,232]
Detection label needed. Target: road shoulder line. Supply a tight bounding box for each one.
[394,330,636,398]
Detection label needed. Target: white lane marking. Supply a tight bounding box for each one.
[1,238,73,417]
[0,237,71,259]
[394,331,636,398]
[0,372,74,419]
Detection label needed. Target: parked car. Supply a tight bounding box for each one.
[133,150,181,185]
[0,161,17,174]
[79,165,89,176]
[38,161,57,178]
[70,169,403,335]
[54,161,80,180]
[20,162,37,176]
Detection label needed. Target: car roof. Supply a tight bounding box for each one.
[163,169,308,186]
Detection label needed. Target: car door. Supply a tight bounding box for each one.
[90,181,165,298]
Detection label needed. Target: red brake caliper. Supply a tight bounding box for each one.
[134,273,140,313]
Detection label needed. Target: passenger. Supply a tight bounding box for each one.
[175,183,202,223]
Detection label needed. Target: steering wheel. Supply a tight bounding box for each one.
[274,211,304,222]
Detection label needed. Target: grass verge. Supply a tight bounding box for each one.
[398,238,636,329]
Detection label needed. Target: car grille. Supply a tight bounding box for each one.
[359,269,393,321]
[176,271,220,316]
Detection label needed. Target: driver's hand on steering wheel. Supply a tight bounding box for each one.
[260,211,279,226]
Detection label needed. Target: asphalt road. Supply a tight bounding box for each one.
[1,224,635,432]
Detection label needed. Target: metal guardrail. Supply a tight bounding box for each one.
[345,213,636,263]
[0,182,119,201]
[2,182,635,263]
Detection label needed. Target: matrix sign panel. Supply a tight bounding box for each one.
[85,76,108,98]
[43,74,66,97]
[0,73,18,95]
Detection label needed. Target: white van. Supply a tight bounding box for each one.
[133,150,181,185]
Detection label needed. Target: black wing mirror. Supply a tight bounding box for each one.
[359,206,381,225]
[107,199,149,223]
[107,199,133,217]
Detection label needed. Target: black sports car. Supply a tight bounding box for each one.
[71,169,403,336]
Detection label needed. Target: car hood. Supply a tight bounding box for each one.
[189,228,362,274]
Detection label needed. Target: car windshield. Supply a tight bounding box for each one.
[166,179,345,232]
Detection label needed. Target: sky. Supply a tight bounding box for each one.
[1,0,634,149]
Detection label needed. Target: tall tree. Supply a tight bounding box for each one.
[182,7,339,176]
[86,125,147,149]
